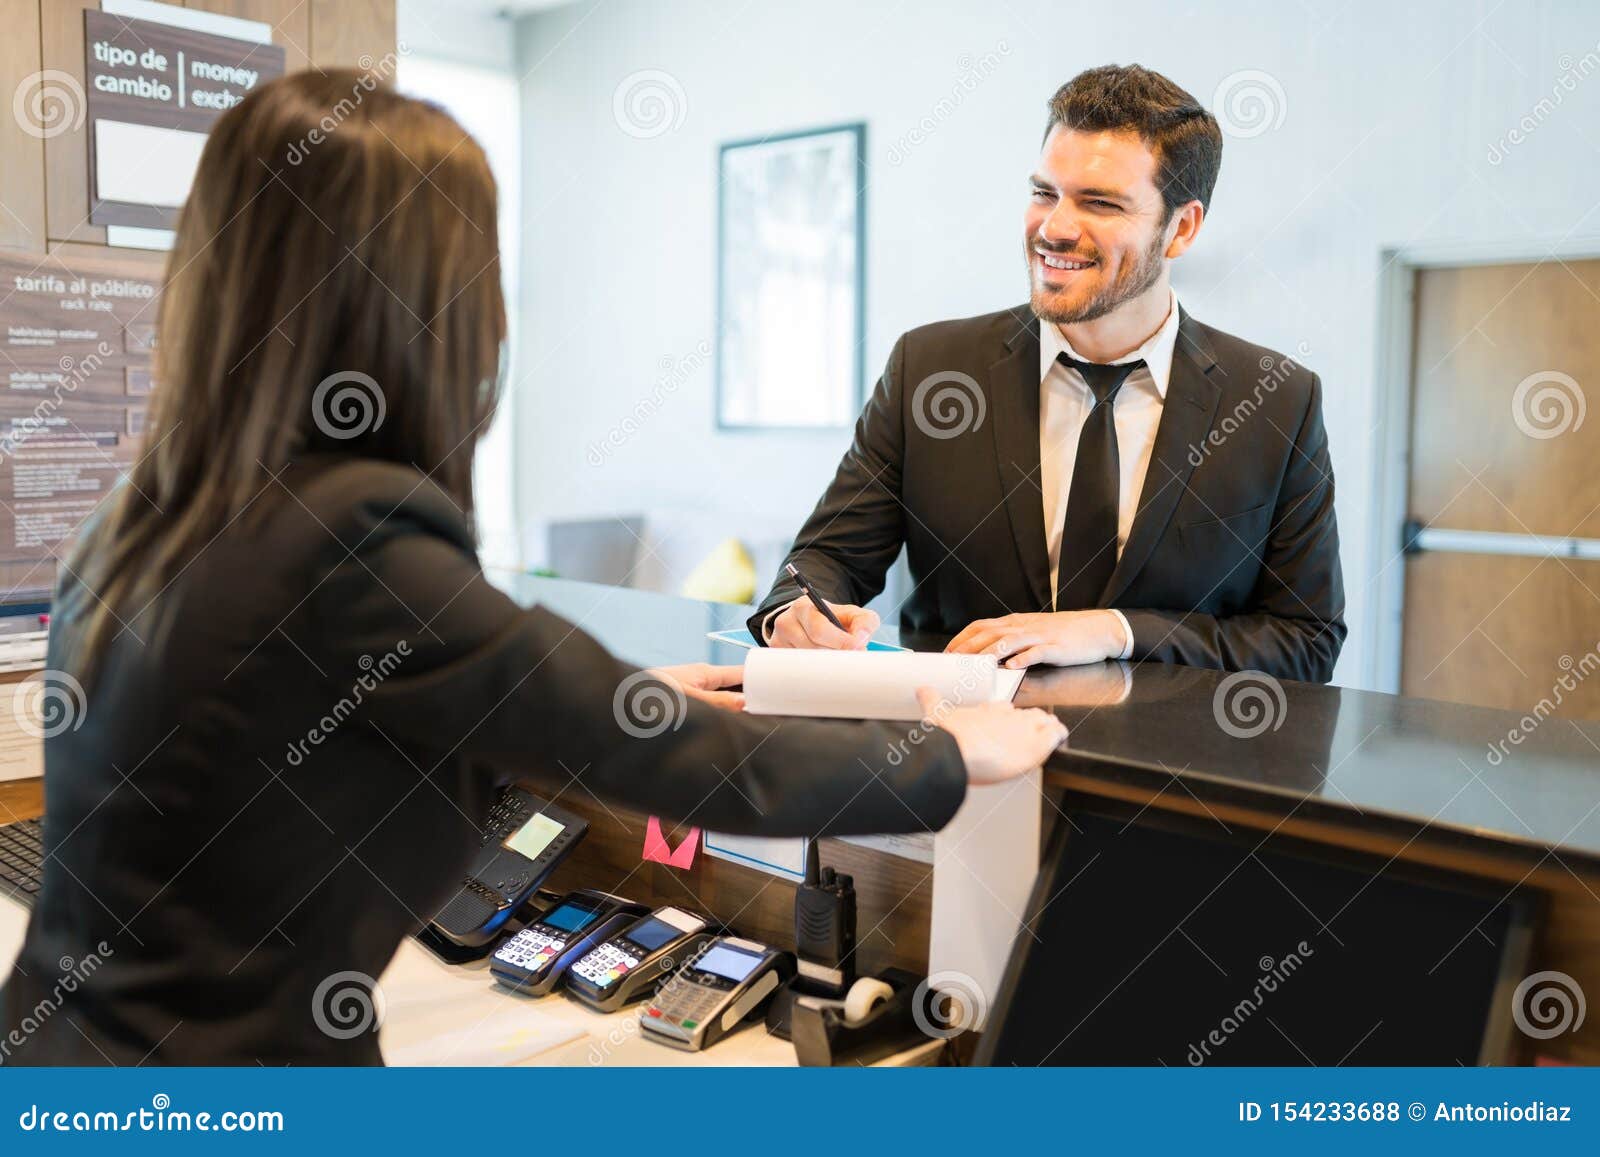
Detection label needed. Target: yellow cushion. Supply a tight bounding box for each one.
[680,537,758,604]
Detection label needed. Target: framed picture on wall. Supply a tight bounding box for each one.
[715,123,866,430]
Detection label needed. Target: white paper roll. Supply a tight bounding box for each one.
[742,649,1017,720]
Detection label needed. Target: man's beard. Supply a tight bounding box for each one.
[1028,225,1168,325]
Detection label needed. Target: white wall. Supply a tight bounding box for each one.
[397,0,518,71]
[398,8,525,568]
[510,0,1600,686]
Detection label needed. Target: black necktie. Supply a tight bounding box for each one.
[1054,354,1144,611]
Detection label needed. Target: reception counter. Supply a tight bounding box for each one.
[4,573,1598,1065]
[486,574,1600,1065]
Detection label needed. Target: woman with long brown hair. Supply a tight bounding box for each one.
[0,72,1065,1064]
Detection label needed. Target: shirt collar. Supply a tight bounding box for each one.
[1038,288,1181,400]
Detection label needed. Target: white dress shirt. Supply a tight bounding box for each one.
[1040,288,1182,659]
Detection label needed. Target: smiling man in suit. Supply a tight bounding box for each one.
[749,64,1345,683]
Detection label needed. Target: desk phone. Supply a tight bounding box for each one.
[642,935,792,1052]
[489,889,649,996]
[565,906,713,1013]
[429,789,587,948]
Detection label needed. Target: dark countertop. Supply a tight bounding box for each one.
[492,573,1600,878]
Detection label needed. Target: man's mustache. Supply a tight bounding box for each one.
[1030,235,1100,261]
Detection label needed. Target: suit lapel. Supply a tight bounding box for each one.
[1100,308,1223,606]
[987,305,1053,611]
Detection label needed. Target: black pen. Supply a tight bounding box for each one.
[786,562,849,634]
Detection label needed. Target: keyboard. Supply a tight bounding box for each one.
[0,817,43,907]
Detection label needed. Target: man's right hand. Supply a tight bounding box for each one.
[768,597,881,649]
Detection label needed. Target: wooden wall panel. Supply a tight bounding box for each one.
[1532,886,1600,1064]
[0,673,42,824]
[185,0,310,74]
[0,779,43,825]
[46,237,163,267]
[1409,260,1600,539]
[0,0,48,250]
[1402,551,1600,717]
[309,0,397,70]
[40,0,103,245]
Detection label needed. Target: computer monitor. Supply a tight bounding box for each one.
[975,805,1536,1066]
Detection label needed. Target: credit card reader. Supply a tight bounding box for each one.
[489,889,650,996]
[641,935,792,1052]
[430,789,587,948]
[565,906,713,1013]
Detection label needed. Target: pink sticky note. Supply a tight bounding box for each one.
[642,816,700,869]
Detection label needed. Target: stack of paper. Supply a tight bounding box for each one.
[736,646,1043,1029]
[742,649,1023,719]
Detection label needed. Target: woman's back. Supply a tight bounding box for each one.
[2,455,971,1063]
[0,75,523,1063]
[6,458,501,1063]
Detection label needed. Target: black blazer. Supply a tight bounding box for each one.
[1,456,965,1065]
[750,305,1345,683]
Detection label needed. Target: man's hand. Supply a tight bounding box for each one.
[768,598,881,650]
[945,610,1128,669]
[653,663,746,711]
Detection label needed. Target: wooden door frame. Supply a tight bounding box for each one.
[1369,235,1600,693]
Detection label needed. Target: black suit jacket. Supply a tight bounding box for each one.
[751,305,1345,683]
[2,456,965,1065]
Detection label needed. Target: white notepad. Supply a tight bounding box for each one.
[742,649,1023,720]
[711,650,1025,879]
[740,652,1044,1032]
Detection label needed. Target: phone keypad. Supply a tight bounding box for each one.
[494,927,568,972]
[647,980,724,1030]
[572,941,641,988]
[481,793,533,846]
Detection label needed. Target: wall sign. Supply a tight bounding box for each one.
[0,250,162,602]
[83,8,286,228]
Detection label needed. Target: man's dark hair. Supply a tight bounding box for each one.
[1044,64,1223,217]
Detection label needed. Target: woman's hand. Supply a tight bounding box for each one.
[916,687,1067,786]
[653,663,746,712]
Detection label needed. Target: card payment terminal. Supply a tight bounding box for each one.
[429,789,587,948]
[641,935,792,1051]
[489,889,649,996]
[565,906,713,1013]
